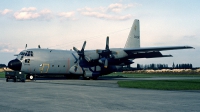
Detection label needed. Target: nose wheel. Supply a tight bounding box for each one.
[30,75,34,80]
[26,74,34,80]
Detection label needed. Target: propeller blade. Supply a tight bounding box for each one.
[85,56,91,62]
[98,58,105,64]
[74,61,79,72]
[73,47,79,52]
[81,41,86,52]
[74,65,78,72]
[104,59,108,68]
[106,36,109,50]
[72,53,78,63]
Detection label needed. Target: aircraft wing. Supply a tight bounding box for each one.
[123,46,194,59]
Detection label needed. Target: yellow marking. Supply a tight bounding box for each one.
[40,63,50,73]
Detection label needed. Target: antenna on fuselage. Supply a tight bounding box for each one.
[38,45,41,49]
[25,44,27,50]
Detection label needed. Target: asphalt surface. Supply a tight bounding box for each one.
[0,77,200,112]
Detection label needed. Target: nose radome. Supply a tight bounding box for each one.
[8,59,22,71]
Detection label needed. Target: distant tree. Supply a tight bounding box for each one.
[172,62,175,69]
[137,64,141,70]
[190,64,193,69]
[179,64,182,69]
[176,64,178,69]
[182,64,185,69]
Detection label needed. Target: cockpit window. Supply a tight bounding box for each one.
[23,51,34,57]
[19,52,25,55]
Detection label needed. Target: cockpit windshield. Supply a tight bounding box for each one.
[19,52,25,55]
[25,51,33,56]
[19,51,33,57]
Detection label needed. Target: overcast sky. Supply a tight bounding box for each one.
[0,0,200,67]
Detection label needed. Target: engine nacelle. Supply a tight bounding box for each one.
[83,66,102,78]
[111,49,128,59]
[84,50,99,61]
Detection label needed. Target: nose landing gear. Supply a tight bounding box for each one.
[26,74,35,80]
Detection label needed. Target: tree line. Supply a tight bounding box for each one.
[137,63,193,70]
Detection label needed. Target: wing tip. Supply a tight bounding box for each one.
[185,46,194,49]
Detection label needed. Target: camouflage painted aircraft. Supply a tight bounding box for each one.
[8,19,193,80]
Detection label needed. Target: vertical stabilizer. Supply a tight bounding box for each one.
[124,19,140,48]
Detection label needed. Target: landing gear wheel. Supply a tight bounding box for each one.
[73,76,80,79]
[92,76,98,80]
[13,78,16,82]
[82,76,90,80]
[26,75,30,79]
[29,75,34,80]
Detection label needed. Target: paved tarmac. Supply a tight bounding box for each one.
[0,77,200,112]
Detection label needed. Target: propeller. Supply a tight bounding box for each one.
[73,41,86,58]
[104,37,109,68]
[98,36,116,68]
[73,41,87,71]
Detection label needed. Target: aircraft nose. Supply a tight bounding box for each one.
[8,59,22,71]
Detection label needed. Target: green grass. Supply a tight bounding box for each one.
[0,72,5,78]
[107,72,200,78]
[118,80,200,90]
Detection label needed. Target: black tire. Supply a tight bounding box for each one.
[26,74,30,79]
[72,76,80,79]
[92,76,98,80]
[82,76,89,80]
[21,79,25,82]
[13,78,16,82]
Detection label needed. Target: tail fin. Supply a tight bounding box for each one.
[124,19,140,48]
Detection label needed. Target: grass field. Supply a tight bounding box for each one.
[118,80,200,90]
[0,72,5,78]
[109,72,200,90]
[107,72,200,78]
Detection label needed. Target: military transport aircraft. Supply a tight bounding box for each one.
[8,19,193,80]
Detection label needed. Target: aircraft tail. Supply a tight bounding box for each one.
[124,19,140,48]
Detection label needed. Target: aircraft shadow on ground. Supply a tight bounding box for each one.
[29,76,127,81]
